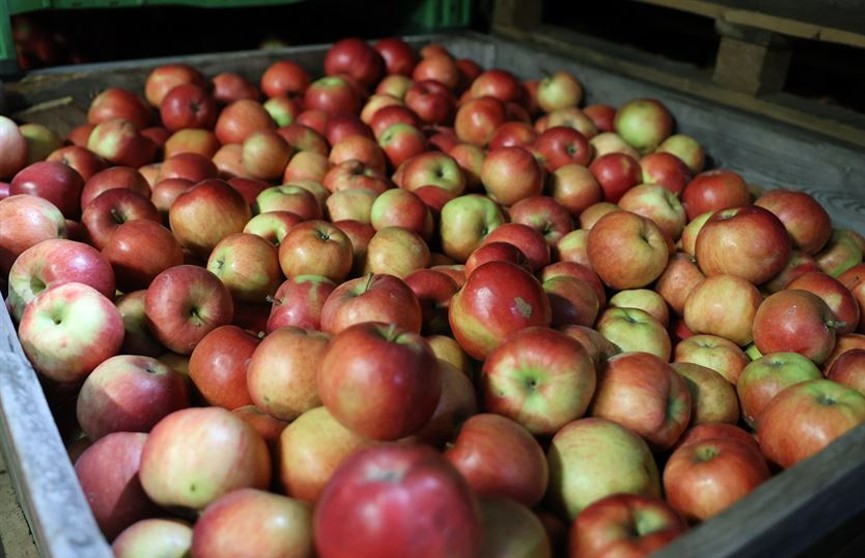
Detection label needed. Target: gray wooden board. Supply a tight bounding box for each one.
[1,30,865,558]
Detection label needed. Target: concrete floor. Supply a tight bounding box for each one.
[0,453,39,558]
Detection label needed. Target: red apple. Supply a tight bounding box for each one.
[10,159,85,219]
[88,87,153,130]
[752,289,839,364]
[0,194,67,275]
[587,209,670,290]
[681,169,751,221]
[260,59,311,99]
[588,152,642,203]
[683,273,763,347]
[187,324,259,409]
[168,178,252,258]
[320,273,423,335]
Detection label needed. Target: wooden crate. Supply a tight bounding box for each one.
[2,30,865,558]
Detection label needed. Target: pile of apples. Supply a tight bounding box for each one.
[3,34,865,558]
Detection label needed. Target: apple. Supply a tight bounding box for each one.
[543,274,601,328]
[374,36,417,76]
[639,151,693,196]
[736,351,822,429]
[378,122,428,171]
[76,354,190,440]
[264,95,304,127]
[758,379,865,468]
[88,87,153,129]
[823,333,865,373]
[786,271,860,334]
[6,237,116,322]
[673,333,751,385]
[454,95,510,146]
[144,63,207,107]
[159,83,218,132]
[672,362,740,425]
[663,436,770,522]
[163,128,221,159]
[318,321,441,440]
[0,194,67,275]
[211,71,260,104]
[266,274,337,332]
[191,488,313,558]
[186,324,258,410]
[369,104,422,137]
[207,232,283,304]
[568,493,687,558]
[87,118,159,169]
[241,129,294,181]
[826,348,865,395]
[405,79,458,126]
[362,226,431,278]
[754,188,833,255]
[214,99,275,145]
[115,290,165,357]
[616,182,687,241]
[277,219,354,283]
[438,194,505,263]
[548,163,604,218]
[111,518,193,558]
[546,417,661,521]
[488,120,538,150]
[613,98,674,153]
[508,195,575,251]
[753,288,839,365]
[481,326,596,437]
[683,273,763,347]
[10,159,85,219]
[533,125,591,171]
[681,169,751,221]
[144,264,235,355]
[19,122,63,164]
[656,133,705,174]
[74,431,158,541]
[313,443,482,558]
[595,306,672,360]
[45,144,108,182]
[139,406,271,510]
[161,152,219,183]
[481,222,550,272]
[255,183,322,220]
[587,209,670,290]
[320,273,423,335]
[398,150,467,196]
[540,107,598,138]
[303,75,363,117]
[324,36,385,89]
[480,145,545,207]
[0,115,28,180]
[816,229,864,277]
[260,59,311,99]
[536,70,583,112]
[81,188,161,250]
[412,53,461,90]
[277,405,378,503]
[168,178,253,259]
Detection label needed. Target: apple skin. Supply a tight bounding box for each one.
[0,115,28,180]
[683,274,763,347]
[752,289,839,365]
[543,274,601,328]
[76,354,190,440]
[115,290,165,358]
[45,144,109,182]
[0,194,67,275]
[826,348,865,396]
[313,443,482,558]
[277,405,378,504]
[144,264,235,355]
[102,219,185,294]
[449,260,552,361]
[317,321,442,441]
[324,36,385,89]
[159,83,218,132]
[169,178,253,259]
[787,271,860,335]
[247,326,329,421]
[663,436,770,523]
[191,488,313,558]
[266,274,337,332]
[320,273,423,335]
[111,518,193,558]
[438,194,505,263]
[87,118,159,169]
[214,99,275,145]
[695,205,792,285]
[568,493,688,558]
[445,411,549,508]
[187,324,259,410]
[18,281,124,384]
[145,63,207,107]
[755,188,833,255]
[546,417,662,522]
[673,333,751,385]
[88,87,153,129]
[640,151,693,195]
[81,187,161,250]
[74,431,159,541]
[207,232,283,304]
[617,182,687,241]
[588,152,642,203]
[672,362,740,425]
[587,209,671,290]
[816,229,864,278]
[736,351,822,429]
[681,169,751,221]
[139,406,272,510]
[758,379,865,468]
[595,306,671,361]
[261,59,311,98]
[590,351,692,451]
[613,98,674,153]
[657,133,705,174]
[454,95,510,147]
[10,159,85,220]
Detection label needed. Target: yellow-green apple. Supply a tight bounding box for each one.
[568,493,687,558]
[540,107,598,138]
[546,417,661,521]
[589,131,640,160]
[261,59,311,99]
[508,195,575,251]
[168,178,252,258]
[613,98,673,154]
[454,95,509,146]
[656,133,705,174]
[580,201,619,229]
[543,274,601,328]
[187,324,258,409]
[758,379,865,468]
[595,306,671,360]
[654,251,706,316]
[19,122,63,164]
[0,115,28,180]
[325,188,377,223]
[683,274,763,346]
[695,205,792,285]
[479,497,552,558]
[445,413,549,507]
[673,333,750,385]
[81,188,161,250]
[816,228,864,277]
[398,151,467,196]
[206,232,282,304]
[826,348,865,395]
[163,128,221,159]
[115,290,165,357]
[536,70,583,113]
[616,182,687,241]
[247,326,329,421]
[363,225,431,278]
[480,146,544,207]
[18,281,123,383]
[76,354,189,440]
[663,435,770,523]
[74,431,158,541]
[278,405,378,503]
[449,260,551,360]
[144,264,234,355]
[313,443,482,558]
[533,126,591,171]
[488,120,538,150]
[112,518,193,558]
[587,209,670,290]
[590,351,691,450]
[786,271,859,334]
[10,159,85,219]
[0,194,67,274]
[481,326,595,436]
[609,288,670,328]
[681,169,751,221]
[242,210,303,247]
[277,219,353,282]
[752,289,839,364]
[639,151,692,195]
[88,87,152,129]
[735,351,822,429]
[671,362,739,425]
[555,229,591,266]
[755,189,832,255]
[303,75,362,117]
[404,79,458,126]
[264,95,304,127]
[87,118,159,169]
[7,238,116,321]
[679,210,714,256]
[317,322,441,440]
[191,488,312,558]
[438,194,505,262]
[139,407,271,510]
